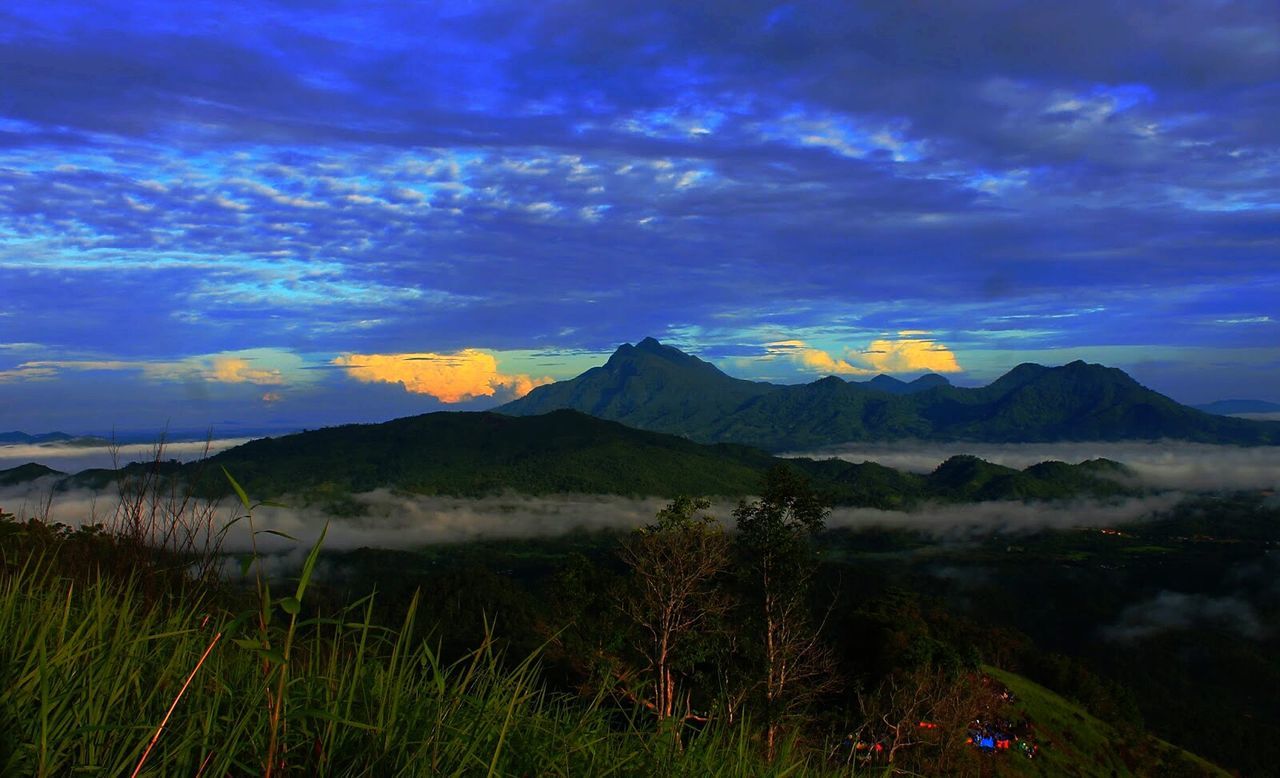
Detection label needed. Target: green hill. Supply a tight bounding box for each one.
[982,666,1229,777]
[4,410,1142,507]
[199,409,776,501]
[0,463,65,487]
[499,340,1280,450]
[186,410,1134,506]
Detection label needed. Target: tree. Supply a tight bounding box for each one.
[850,668,987,775]
[733,465,837,759]
[618,495,730,731]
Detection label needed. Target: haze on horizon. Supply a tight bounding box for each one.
[1,1,1278,434]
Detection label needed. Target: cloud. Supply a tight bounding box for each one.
[0,480,1188,569]
[825,493,1186,537]
[1102,591,1266,642]
[0,484,690,553]
[788,441,1280,492]
[333,349,552,403]
[210,358,282,385]
[767,341,873,377]
[0,437,256,473]
[2,0,1280,428]
[3,350,302,387]
[0,364,59,383]
[860,335,963,374]
[764,333,963,377]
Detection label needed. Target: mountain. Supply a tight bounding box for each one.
[0,410,1132,508]
[0,431,112,447]
[0,431,76,444]
[199,409,778,501]
[0,463,65,487]
[1194,399,1280,415]
[499,339,1280,450]
[861,373,951,394]
[496,337,776,439]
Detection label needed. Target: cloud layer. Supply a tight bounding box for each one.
[0,0,1278,430]
[0,438,255,473]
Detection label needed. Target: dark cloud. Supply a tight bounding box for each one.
[1,0,1278,427]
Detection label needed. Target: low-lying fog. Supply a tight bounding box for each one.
[0,438,255,473]
[0,440,1275,552]
[787,440,1280,492]
[0,486,1207,554]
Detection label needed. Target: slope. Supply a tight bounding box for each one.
[983,666,1229,778]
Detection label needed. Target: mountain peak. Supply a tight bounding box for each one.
[864,373,949,395]
[608,337,705,369]
[867,374,907,388]
[910,373,951,388]
[499,336,776,424]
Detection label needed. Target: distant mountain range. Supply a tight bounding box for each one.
[1,410,1135,509]
[0,431,77,445]
[499,338,1280,450]
[1194,399,1280,416]
[0,431,111,446]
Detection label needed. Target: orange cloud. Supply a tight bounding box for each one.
[860,336,962,373]
[764,340,875,376]
[765,334,963,376]
[210,357,283,385]
[333,349,553,403]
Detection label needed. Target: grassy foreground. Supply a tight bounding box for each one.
[0,548,823,777]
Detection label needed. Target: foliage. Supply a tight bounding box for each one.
[617,496,730,730]
[733,466,838,760]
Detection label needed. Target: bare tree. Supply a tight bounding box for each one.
[618,495,729,732]
[734,466,838,760]
[850,668,987,775]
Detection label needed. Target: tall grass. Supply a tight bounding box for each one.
[0,459,839,776]
[0,543,833,776]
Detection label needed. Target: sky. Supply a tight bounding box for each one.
[1,0,1277,434]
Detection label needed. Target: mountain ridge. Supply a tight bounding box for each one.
[0,410,1137,509]
[499,339,1280,450]
[0,431,78,445]
[1194,398,1280,415]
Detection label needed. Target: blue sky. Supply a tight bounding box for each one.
[1,0,1277,434]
